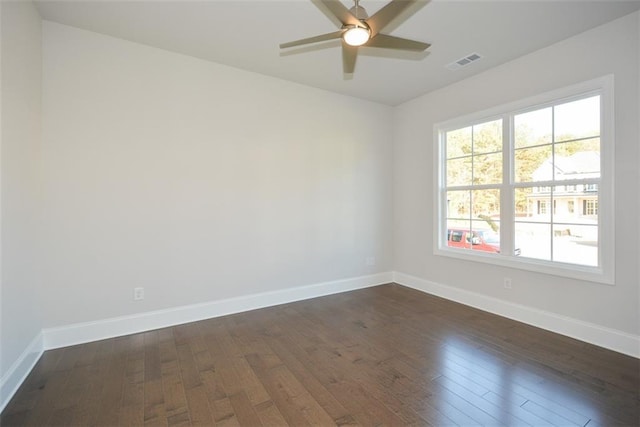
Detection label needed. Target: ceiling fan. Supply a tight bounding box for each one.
[280,0,430,74]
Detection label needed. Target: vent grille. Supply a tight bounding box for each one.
[446,52,483,71]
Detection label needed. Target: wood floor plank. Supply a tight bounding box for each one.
[432,374,530,426]
[184,384,215,426]
[267,316,420,425]
[144,378,168,425]
[119,346,145,426]
[199,320,271,407]
[228,391,264,426]
[93,338,129,426]
[288,299,459,425]
[257,328,359,426]
[143,331,167,425]
[253,400,290,426]
[521,400,584,426]
[21,369,70,426]
[65,366,104,426]
[245,352,335,426]
[176,343,203,390]
[441,341,623,425]
[2,284,639,427]
[426,379,501,426]
[210,397,240,426]
[482,391,555,426]
[159,333,191,424]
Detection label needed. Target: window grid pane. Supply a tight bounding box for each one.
[444,119,503,257]
[514,183,599,265]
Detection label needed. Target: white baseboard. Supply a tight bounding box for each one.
[43,272,394,350]
[0,332,44,413]
[393,271,640,358]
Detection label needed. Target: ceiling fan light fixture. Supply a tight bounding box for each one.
[343,26,370,46]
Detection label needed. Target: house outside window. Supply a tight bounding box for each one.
[435,76,614,284]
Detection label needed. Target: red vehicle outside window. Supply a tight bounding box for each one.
[447,229,500,253]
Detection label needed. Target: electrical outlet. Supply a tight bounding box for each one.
[133,287,144,301]
[365,256,376,266]
[503,278,512,289]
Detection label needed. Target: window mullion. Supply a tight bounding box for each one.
[501,114,515,257]
[468,130,472,231]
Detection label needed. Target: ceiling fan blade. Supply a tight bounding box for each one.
[365,0,416,36]
[280,30,344,49]
[319,0,360,26]
[366,33,430,51]
[342,43,358,74]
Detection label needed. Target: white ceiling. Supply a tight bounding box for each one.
[35,0,640,106]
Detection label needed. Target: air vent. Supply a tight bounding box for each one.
[446,52,483,71]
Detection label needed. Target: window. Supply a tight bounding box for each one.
[584,199,598,216]
[435,76,614,284]
[537,200,548,215]
[449,230,463,243]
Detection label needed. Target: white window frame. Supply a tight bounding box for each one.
[434,76,614,285]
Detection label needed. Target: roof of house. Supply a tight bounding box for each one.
[532,151,600,181]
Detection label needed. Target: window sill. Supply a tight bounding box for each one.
[433,246,614,285]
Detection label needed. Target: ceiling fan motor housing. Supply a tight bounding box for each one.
[349,4,368,20]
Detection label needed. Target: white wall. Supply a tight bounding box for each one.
[0,0,44,407]
[40,21,393,328]
[394,13,639,336]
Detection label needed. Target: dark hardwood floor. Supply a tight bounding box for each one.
[2,284,639,426]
